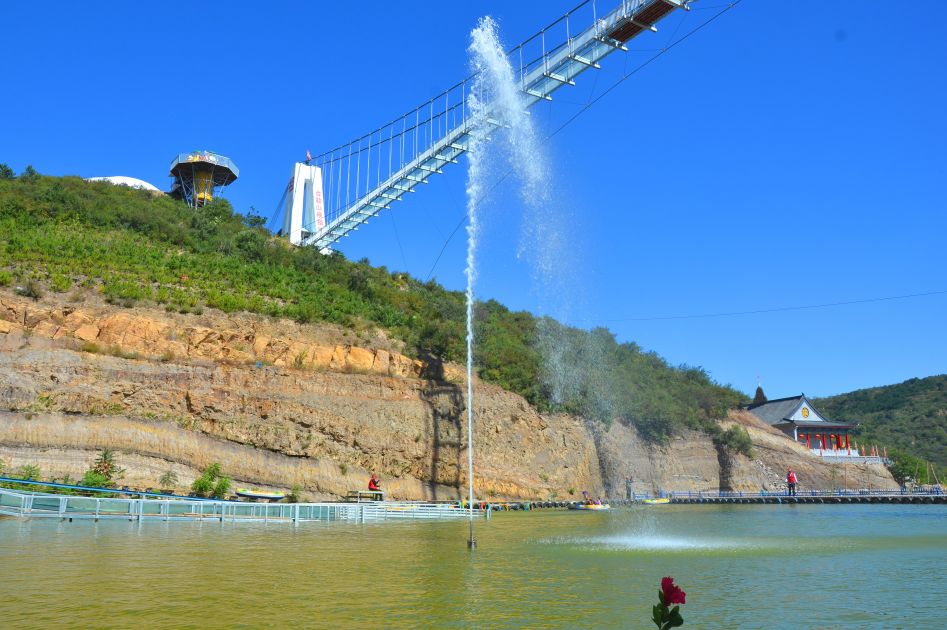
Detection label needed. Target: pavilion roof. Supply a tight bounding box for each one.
[745,394,854,429]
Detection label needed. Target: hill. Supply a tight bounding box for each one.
[816,375,947,481]
[0,168,743,442]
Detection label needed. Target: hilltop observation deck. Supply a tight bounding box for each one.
[169,151,239,208]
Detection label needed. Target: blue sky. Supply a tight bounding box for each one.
[2,1,945,398]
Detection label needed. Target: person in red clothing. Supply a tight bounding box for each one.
[787,468,798,496]
[368,473,381,492]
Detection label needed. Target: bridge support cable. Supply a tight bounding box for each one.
[422,0,742,281]
[285,0,689,251]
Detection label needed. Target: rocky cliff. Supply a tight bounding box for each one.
[0,290,897,499]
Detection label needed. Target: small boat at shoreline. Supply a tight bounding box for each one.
[569,503,611,511]
[642,497,670,505]
[235,488,286,501]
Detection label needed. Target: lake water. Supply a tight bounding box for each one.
[1,504,944,628]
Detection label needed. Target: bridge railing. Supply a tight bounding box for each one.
[663,488,944,499]
[298,0,678,249]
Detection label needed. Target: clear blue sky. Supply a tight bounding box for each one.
[2,1,945,398]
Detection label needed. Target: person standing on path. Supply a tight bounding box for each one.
[787,468,798,496]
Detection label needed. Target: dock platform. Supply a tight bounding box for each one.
[0,488,483,524]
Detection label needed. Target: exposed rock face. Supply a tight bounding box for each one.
[0,345,603,501]
[0,293,424,378]
[0,290,897,499]
[594,411,898,496]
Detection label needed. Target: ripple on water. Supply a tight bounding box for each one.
[542,533,789,554]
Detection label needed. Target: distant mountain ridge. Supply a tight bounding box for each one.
[816,375,947,469]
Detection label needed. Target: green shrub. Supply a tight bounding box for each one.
[0,269,12,286]
[710,425,754,458]
[191,462,225,497]
[191,474,214,496]
[287,484,303,503]
[103,278,150,306]
[158,469,179,492]
[211,476,231,499]
[82,448,125,488]
[17,464,41,480]
[50,273,72,293]
[80,470,110,488]
[80,342,101,354]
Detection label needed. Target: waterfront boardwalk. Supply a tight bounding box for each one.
[478,490,946,510]
[0,487,483,524]
[664,491,946,505]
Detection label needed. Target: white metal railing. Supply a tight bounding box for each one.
[0,487,480,524]
[296,0,688,250]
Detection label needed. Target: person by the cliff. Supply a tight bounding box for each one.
[787,468,797,496]
[368,473,381,494]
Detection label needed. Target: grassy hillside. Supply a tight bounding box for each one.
[0,168,744,441]
[816,375,947,483]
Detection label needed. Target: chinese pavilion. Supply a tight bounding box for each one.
[745,394,856,453]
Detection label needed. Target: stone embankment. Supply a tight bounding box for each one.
[0,290,897,499]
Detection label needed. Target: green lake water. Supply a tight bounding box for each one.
[1,504,944,628]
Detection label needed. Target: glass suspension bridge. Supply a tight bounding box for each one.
[278,0,692,251]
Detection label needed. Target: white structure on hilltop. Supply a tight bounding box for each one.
[281,162,326,246]
[86,176,160,192]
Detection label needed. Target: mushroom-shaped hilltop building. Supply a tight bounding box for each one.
[86,151,239,208]
[169,151,239,208]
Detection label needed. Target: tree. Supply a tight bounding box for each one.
[211,476,231,499]
[0,163,15,180]
[158,469,179,492]
[243,207,266,228]
[21,165,38,181]
[91,448,125,482]
[752,385,768,405]
[191,462,227,497]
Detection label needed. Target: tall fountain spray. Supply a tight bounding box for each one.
[465,16,547,549]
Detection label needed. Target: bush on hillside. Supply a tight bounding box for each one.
[0,174,747,442]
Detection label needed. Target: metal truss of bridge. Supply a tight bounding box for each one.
[283,0,689,251]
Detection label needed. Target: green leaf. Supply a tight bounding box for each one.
[652,604,664,627]
[667,607,684,627]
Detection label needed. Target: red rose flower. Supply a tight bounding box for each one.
[661,576,686,605]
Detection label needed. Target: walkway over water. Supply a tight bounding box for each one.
[0,488,483,524]
[666,491,946,506]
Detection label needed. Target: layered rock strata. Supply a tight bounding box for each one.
[0,290,897,499]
